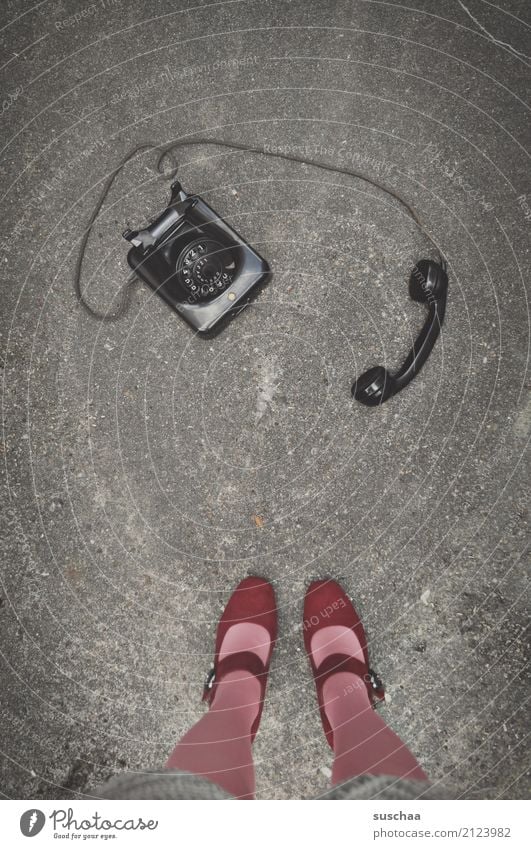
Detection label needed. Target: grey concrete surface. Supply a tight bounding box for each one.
[0,0,529,800]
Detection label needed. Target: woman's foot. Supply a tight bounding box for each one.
[203,575,277,741]
[165,576,277,798]
[303,579,384,749]
[303,579,427,784]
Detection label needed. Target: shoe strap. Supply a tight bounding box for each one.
[204,651,268,704]
[314,652,369,683]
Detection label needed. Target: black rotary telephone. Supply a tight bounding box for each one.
[123,180,269,334]
[75,139,448,406]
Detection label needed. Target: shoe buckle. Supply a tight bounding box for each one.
[204,667,216,691]
[368,667,384,692]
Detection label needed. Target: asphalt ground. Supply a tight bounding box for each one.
[0,0,529,799]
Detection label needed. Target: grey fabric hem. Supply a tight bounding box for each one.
[320,774,450,799]
[96,769,233,800]
[95,769,451,800]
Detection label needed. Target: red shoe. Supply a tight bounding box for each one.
[303,579,385,748]
[202,576,277,743]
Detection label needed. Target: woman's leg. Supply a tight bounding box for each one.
[165,670,261,799]
[310,625,426,784]
[165,594,275,801]
[321,670,427,784]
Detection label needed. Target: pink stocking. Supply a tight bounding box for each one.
[312,627,427,785]
[165,623,269,799]
[165,671,260,799]
[323,671,427,785]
